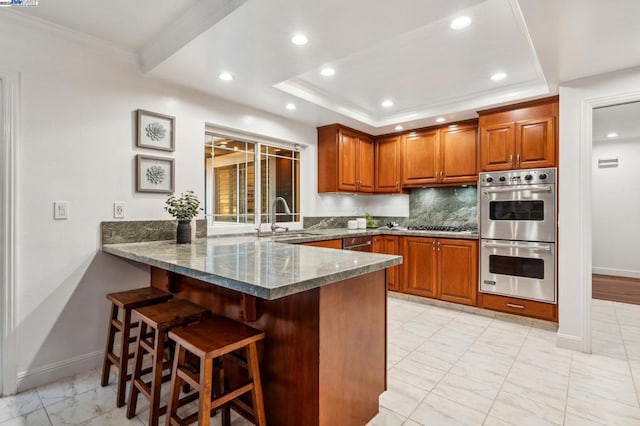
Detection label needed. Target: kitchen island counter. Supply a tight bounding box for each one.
[103,237,399,426]
[103,237,401,300]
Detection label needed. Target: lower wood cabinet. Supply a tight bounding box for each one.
[372,235,403,291]
[403,237,478,306]
[477,292,558,321]
[300,239,342,249]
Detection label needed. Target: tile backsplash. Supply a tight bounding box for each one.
[408,186,477,229]
[304,186,478,230]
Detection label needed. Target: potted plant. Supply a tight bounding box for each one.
[165,191,201,244]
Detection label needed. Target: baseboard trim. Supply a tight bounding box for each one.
[16,350,103,392]
[592,267,640,279]
[557,333,584,352]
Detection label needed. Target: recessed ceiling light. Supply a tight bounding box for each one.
[607,132,619,138]
[395,125,403,131]
[285,103,296,110]
[218,72,233,81]
[435,117,446,123]
[320,67,335,77]
[291,34,308,46]
[381,99,394,108]
[450,16,472,30]
[491,72,507,81]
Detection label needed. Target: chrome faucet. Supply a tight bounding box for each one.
[270,197,291,233]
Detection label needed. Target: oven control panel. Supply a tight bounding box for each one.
[480,168,556,187]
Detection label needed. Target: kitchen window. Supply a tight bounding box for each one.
[204,133,301,228]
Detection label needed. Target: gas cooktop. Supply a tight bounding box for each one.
[407,225,475,233]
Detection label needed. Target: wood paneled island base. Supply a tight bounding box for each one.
[150,266,387,426]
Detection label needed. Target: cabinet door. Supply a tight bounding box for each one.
[515,117,555,169]
[372,236,384,253]
[374,136,401,193]
[479,123,515,172]
[438,239,478,306]
[383,236,403,292]
[402,130,439,186]
[440,125,478,184]
[404,237,437,298]
[357,135,375,192]
[338,129,359,192]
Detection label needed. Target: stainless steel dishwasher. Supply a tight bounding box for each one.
[342,236,372,252]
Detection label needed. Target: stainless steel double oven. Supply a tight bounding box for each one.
[479,168,557,303]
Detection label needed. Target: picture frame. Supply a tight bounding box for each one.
[136,109,175,152]
[136,155,175,193]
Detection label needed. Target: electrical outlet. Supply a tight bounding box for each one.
[54,201,69,220]
[113,202,126,219]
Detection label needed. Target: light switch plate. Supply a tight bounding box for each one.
[54,201,69,220]
[113,202,126,219]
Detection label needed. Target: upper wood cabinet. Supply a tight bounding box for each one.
[401,124,477,187]
[374,136,402,193]
[479,96,558,172]
[317,124,374,193]
[402,130,439,186]
[439,124,478,184]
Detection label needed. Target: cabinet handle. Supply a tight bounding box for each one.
[516,154,520,166]
[437,241,440,251]
[395,181,400,190]
[509,154,513,166]
[432,241,436,251]
[506,303,525,309]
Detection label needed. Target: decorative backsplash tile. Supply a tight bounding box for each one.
[304,186,478,230]
[408,186,477,230]
[102,219,207,244]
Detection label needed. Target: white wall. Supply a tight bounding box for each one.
[558,66,640,351]
[0,12,410,391]
[301,141,409,218]
[0,13,324,391]
[592,138,640,278]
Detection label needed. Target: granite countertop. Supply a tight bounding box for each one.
[103,237,402,300]
[263,227,479,244]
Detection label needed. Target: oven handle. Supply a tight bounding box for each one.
[481,185,552,195]
[482,242,552,251]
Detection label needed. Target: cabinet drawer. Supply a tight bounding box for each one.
[478,293,557,322]
[300,239,342,249]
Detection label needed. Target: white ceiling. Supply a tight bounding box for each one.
[23,0,202,49]
[593,101,640,143]
[13,0,640,135]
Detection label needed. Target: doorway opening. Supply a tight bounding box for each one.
[589,100,640,358]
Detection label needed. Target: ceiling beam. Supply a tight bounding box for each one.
[139,0,248,73]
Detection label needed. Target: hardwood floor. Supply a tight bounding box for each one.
[592,274,640,305]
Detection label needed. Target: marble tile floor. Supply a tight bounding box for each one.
[2,297,640,425]
[367,296,640,425]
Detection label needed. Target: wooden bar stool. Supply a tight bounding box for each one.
[127,299,211,426]
[166,316,266,426]
[101,287,173,407]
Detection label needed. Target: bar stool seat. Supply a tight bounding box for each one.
[101,287,173,407]
[166,316,266,426]
[127,299,211,426]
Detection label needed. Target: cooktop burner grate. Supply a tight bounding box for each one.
[407,225,473,232]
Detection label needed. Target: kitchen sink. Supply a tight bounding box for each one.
[264,232,318,240]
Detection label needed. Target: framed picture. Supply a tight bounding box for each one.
[136,155,175,193]
[136,109,175,151]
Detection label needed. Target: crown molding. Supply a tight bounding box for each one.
[0,9,137,64]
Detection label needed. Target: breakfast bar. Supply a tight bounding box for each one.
[103,237,402,426]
